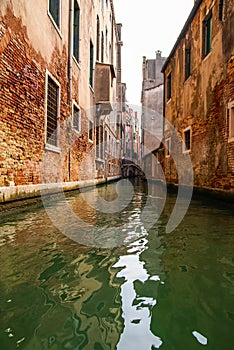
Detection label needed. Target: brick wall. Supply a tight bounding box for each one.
[0,5,95,187]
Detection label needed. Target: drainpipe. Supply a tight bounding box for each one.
[162,70,166,175]
[69,0,73,103]
[68,0,73,181]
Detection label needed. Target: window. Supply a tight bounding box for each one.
[105,27,108,55]
[46,74,60,147]
[183,127,191,153]
[109,44,112,65]
[104,130,108,155]
[96,126,100,157]
[101,32,104,63]
[167,72,172,101]
[219,0,224,21]
[227,101,234,142]
[96,16,100,61]
[49,0,61,29]
[89,120,93,141]
[73,103,80,132]
[73,0,80,62]
[165,137,171,157]
[185,46,191,80]
[100,125,104,159]
[202,11,212,58]
[89,41,94,87]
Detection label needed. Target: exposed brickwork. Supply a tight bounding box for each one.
[0,5,95,187]
[0,7,45,186]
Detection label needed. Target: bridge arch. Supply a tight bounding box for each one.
[121,162,145,179]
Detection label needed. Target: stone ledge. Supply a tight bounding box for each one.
[0,176,121,204]
[192,185,234,204]
[167,183,234,204]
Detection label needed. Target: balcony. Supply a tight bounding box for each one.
[95,62,115,116]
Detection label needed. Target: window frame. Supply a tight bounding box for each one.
[73,0,80,63]
[48,0,62,35]
[96,15,100,61]
[227,101,234,143]
[100,124,104,159]
[72,101,81,133]
[219,0,224,21]
[166,72,172,101]
[45,70,60,152]
[101,31,104,63]
[105,27,108,56]
[165,137,171,158]
[185,46,191,80]
[183,126,192,153]
[89,40,94,88]
[202,11,212,58]
[89,120,93,142]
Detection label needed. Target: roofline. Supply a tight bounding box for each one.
[110,0,122,43]
[161,0,203,73]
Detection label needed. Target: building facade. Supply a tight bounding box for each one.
[162,0,234,191]
[141,50,167,180]
[0,0,125,202]
[123,107,141,162]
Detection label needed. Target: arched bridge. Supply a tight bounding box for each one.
[121,162,145,178]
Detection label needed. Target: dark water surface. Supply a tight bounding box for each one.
[0,180,234,350]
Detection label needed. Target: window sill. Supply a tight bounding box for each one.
[96,158,105,163]
[182,149,191,154]
[45,143,61,154]
[73,56,81,70]
[184,75,192,83]
[166,98,171,104]
[73,128,81,135]
[89,85,94,93]
[202,50,212,62]
[47,12,62,39]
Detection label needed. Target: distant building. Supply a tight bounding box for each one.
[0,0,125,202]
[141,50,167,179]
[141,51,166,117]
[162,0,234,191]
[123,107,140,162]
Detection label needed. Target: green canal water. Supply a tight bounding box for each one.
[0,180,233,350]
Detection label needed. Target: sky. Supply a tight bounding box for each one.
[114,0,195,106]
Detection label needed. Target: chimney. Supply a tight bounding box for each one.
[156,50,162,59]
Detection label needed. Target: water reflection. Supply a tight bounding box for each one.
[41,179,166,248]
[114,238,163,349]
[0,181,233,349]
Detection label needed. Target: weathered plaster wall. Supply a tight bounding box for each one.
[0,0,120,192]
[164,0,234,191]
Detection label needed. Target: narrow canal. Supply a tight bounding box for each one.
[0,179,233,350]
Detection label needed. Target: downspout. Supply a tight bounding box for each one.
[69,0,73,103]
[162,70,166,175]
[68,0,73,181]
